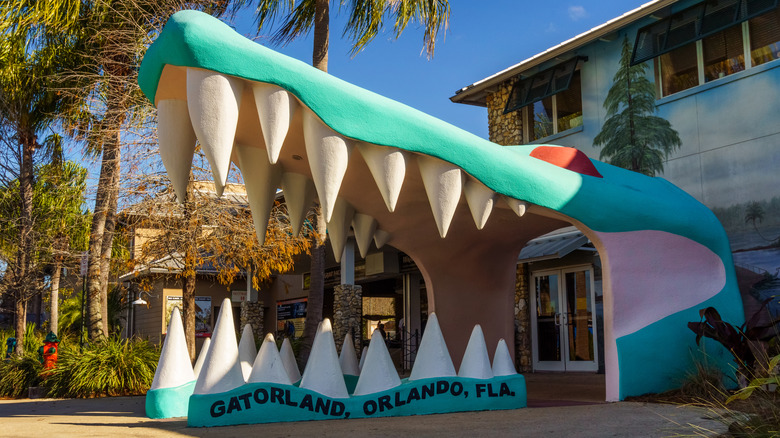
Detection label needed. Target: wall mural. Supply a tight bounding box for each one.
[593,37,682,177]
[138,11,745,423]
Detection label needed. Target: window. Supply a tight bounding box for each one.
[504,58,585,144]
[632,0,777,64]
[658,42,699,95]
[504,57,583,113]
[529,97,554,142]
[750,5,780,65]
[647,2,780,97]
[517,70,583,143]
[703,25,746,81]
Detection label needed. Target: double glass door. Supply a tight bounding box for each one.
[531,267,598,372]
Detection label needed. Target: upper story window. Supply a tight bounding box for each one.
[632,0,780,98]
[504,57,586,143]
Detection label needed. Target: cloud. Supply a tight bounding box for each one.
[568,5,587,21]
[545,22,558,33]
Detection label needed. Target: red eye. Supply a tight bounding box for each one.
[529,146,603,178]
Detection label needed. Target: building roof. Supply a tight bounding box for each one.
[118,251,237,282]
[517,227,592,263]
[450,0,678,107]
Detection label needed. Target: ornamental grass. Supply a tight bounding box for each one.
[45,336,159,398]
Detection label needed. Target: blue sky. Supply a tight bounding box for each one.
[232,0,649,138]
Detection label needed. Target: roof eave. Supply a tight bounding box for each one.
[450,0,677,106]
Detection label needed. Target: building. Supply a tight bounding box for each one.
[452,0,780,374]
[120,182,427,368]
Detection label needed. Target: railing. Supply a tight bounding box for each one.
[735,262,769,275]
[401,329,420,373]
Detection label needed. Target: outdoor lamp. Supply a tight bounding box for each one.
[132,291,156,306]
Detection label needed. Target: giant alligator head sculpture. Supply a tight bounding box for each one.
[139,10,743,402]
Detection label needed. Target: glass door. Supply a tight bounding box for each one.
[531,267,598,372]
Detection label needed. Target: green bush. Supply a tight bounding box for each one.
[0,356,43,398]
[46,336,159,398]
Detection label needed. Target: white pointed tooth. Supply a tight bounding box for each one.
[253,83,297,164]
[339,332,360,376]
[303,110,352,222]
[236,144,282,245]
[192,337,211,379]
[238,324,257,381]
[356,142,407,212]
[186,69,244,196]
[503,196,527,217]
[352,213,377,258]
[248,333,292,385]
[458,325,493,379]
[417,156,463,238]
[151,306,195,390]
[193,298,245,394]
[327,199,355,263]
[373,230,391,249]
[353,329,401,395]
[358,346,368,371]
[409,313,456,380]
[463,178,496,230]
[280,338,301,383]
[299,319,350,398]
[281,173,316,237]
[492,338,517,376]
[157,99,196,203]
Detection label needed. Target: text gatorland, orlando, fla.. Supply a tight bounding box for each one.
[207,380,517,419]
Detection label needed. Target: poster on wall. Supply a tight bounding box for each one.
[277,298,306,339]
[165,296,213,337]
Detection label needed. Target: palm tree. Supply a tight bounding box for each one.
[744,201,775,243]
[593,36,682,176]
[35,159,90,336]
[246,0,450,365]
[0,25,84,353]
[1,0,225,341]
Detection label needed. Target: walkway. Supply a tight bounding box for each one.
[0,374,728,437]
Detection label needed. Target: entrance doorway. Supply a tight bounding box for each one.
[531,266,598,372]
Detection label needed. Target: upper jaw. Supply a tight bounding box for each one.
[142,10,728,257]
[155,65,538,260]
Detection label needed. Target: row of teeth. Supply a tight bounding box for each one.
[152,298,516,399]
[158,68,529,260]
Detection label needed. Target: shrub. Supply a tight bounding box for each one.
[45,336,159,398]
[0,356,43,398]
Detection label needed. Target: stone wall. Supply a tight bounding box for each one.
[332,284,363,359]
[514,263,532,372]
[486,80,523,146]
[240,300,264,344]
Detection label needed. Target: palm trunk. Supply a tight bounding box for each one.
[50,255,62,335]
[13,129,36,354]
[99,186,119,335]
[87,74,127,341]
[14,298,25,355]
[312,0,329,71]
[86,141,119,340]
[298,0,330,368]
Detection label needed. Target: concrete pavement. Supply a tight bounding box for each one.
[0,394,727,437]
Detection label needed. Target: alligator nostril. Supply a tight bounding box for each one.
[292,154,303,160]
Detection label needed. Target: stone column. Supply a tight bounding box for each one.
[333,284,362,359]
[240,300,264,343]
[486,80,523,146]
[514,263,532,372]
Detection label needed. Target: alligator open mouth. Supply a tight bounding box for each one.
[139,10,744,409]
